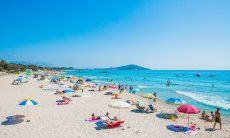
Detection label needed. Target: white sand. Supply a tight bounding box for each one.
[0,74,229,138]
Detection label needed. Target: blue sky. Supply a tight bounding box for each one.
[0,0,230,69]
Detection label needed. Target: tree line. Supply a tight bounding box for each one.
[0,60,74,73]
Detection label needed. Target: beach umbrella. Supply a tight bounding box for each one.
[64,88,75,98]
[108,101,131,120]
[19,98,38,122]
[141,93,154,99]
[177,104,200,126]
[141,93,155,104]
[166,98,186,105]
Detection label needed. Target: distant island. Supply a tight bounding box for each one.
[86,64,151,70]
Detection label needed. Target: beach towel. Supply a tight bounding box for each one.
[95,121,107,128]
[57,101,69,105]
[167,125,188,132]
[185,130,200,135]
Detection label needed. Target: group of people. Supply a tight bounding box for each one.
[202,108,222,130]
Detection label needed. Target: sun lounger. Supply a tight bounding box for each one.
[105,121,124,129]
[57,101,69,105]
[136,104,146,112]
[57,100,69,105]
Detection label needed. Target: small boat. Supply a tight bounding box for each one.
[194,73,202,77]
[101,71,108,73]
[206,75,215,77]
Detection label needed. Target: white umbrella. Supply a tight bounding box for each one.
[108,101,131,120]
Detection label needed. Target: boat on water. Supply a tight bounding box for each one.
[206,75,215,77]
[194,73,202,77]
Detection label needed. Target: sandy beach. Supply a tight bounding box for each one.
[0,74,229,138]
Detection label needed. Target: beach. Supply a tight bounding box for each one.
[0,74,230,138]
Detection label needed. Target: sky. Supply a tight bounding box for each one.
[0,0,230,69]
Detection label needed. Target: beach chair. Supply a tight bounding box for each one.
[57,100,69,105]
[146,105,156,113]
[105,121,124,129]
[136,104,146,112]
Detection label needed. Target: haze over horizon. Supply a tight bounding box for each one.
[1,0,230,70]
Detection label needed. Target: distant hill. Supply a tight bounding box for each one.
[114,64,150,70]
[96,64,151,70]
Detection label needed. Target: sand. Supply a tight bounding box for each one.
[0,74,229,138]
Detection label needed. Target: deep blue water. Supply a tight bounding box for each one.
[67,70,230,116]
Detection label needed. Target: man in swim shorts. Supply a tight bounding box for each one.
[213,108,221,130]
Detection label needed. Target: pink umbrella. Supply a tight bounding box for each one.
[177,104,200,126]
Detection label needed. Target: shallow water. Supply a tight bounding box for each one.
[67,70,230,116]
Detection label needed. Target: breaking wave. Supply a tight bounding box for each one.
[176,91,230,110]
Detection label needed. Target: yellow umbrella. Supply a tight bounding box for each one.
[141,93,154,99]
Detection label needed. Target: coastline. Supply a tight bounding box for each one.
[0,74,229,138]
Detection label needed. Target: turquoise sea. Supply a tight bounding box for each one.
[67,70,230,116]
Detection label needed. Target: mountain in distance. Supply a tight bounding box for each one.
[94,64,151,70]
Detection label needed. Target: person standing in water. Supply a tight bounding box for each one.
[153,92,157,102]
[166,79,171,87]
[213,108,222,130]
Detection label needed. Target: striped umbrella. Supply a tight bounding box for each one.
[19,98,38,122]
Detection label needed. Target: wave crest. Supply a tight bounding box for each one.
[176,91,230,110]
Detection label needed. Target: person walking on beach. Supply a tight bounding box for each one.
[213,108,222,130]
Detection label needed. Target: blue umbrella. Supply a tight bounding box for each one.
[19,98,38,122]
[64,88,75,93]
[64,88,75,98]
[166,98,186,105]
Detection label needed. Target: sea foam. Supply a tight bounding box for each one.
[137,85,150,88]
[176,91,230,110]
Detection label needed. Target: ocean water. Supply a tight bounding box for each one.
[67,70,230,116]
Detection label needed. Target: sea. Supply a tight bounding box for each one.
[66,70,230,116]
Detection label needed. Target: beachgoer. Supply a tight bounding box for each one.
[212,83,215,87]
[166,79,170,87]
[153,92,157,102]
[213,108,222,130]
[210,111,215,121]
[201,111,209,120]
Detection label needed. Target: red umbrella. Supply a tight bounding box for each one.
[177,104,200,126]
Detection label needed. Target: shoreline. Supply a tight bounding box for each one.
[0,73,229,138]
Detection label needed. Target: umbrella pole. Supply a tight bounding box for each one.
[188,114,189,127]
[119,109,120,120]
[27,106,30,122]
